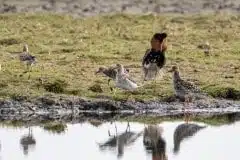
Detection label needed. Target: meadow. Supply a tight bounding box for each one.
[0,13,239,101]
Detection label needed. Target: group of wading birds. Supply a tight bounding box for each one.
[18,32,209,122]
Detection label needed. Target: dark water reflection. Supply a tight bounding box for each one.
[0,120,240,160]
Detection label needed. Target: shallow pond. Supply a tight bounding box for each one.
[0,120,240,160]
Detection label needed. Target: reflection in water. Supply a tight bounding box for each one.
[98,122,142,159]
[173,123,206,154]
[88,119,103,128]
[42,122,67,134]
[143,125,168,160]
[20,127,36,156]
[1,120,240,160]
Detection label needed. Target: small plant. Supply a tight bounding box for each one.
[88,84,103,93]
[0,38,21,45]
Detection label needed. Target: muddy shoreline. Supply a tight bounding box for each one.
[0,94,239,122]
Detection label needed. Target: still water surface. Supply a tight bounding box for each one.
[0,120,240,160]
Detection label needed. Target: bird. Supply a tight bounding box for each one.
[169,65,206,101]
[142,32,167,82]
[169,65,208,123]
[95,65,130,87]
[114,63,138,92]
[19,44,37,72]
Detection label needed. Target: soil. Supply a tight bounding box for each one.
[0,94,239,122]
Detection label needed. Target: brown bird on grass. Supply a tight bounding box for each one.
[19,44,37,72]
[169,65,208,123]
[142,32,168,81]
[169,65,206,101]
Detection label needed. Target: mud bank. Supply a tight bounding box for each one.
[0,0,240,16]
[0,94,239,122]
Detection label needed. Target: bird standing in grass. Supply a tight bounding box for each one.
[19,44,36,72]
[142,32,167,81]
[114,64,138,92]
[169,66,206,101]
[95,65,130,90]
[169,65,207,122]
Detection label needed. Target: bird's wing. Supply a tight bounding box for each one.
[142,49,151,66]
[179,79,201,93]
[126,76,137,84]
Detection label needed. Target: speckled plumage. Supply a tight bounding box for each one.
[19,44,36,66]
[170,66,203,100]
[96,65,130,86]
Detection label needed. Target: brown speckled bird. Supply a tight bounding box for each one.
[169,66,205,101]
[19,44,36,71]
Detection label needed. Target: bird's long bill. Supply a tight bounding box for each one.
[167,69,173,72]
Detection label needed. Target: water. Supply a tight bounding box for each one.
[0,120,240,160]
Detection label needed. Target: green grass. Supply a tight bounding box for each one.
[0,12,239,101]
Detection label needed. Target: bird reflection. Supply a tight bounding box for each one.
[20,127,36,156]
[143,125,168,160]
[173,123,206,154]
[98,122,142,159]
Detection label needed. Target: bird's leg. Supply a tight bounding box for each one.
[115,122,118,136]
[108,79,114,92]
[184,95,191,124]
[153,77,157,95]
[126,121,130,132]
[28,72,31,80]
[107,79,111,86]
[112,88,117,98]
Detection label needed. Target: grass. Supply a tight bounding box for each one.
[0,12,239,101]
